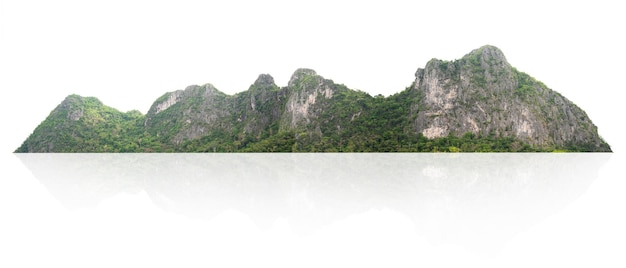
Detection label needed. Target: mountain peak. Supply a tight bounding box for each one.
[462,45,509,66]
[465,44,504,56]
[16,46,611,152]
[254,74,275,86]
[288,68,318,87]
[57,94,104,114]
[60,94,101,105]
[292,68,317,76]
[62,94,83,102]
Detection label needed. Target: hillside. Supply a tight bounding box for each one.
[15,45,611,152]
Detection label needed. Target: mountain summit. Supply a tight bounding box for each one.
[410,45,607,150]
[16,46,611,152]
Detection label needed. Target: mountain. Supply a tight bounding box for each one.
[410,46,609,151]
[15,45,611,152]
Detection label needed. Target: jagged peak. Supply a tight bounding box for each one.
[63,94,84,101]
[62,94,95,102]
[16,47,613,152]
[59,94,103,108]
[254,74,275,86]
[292,68,317,76]
[462,45,509,64]
[470,44,503,54]
[183,83,219,92]
[421,58,445,72]
[288,68,318,87]
[177,83,229,99]
[416,45,511,79]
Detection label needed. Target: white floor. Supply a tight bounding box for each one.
[1,153,624,268]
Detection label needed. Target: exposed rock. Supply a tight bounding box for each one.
[254,73,276,88]
[16,45,611,152]
[145,84,233,144]
[410,45,608,150]
[281,69,335,132]
[68,109,83,121]
[153,90,182,114]
[287,68,318,87]
[238,74,285,138]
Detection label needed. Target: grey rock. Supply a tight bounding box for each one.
[410,45,608,151]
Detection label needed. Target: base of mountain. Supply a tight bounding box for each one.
[15,46,612,153]
[16,131,609,153]
[158,132,612,153]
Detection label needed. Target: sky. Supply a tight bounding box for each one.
[1,0,624,153]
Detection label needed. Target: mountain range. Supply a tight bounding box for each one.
[15,45,611,152]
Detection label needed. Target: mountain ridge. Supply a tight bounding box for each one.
[16,45,611,152]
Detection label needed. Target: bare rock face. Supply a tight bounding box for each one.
[410,45,608,151]
[153,90,183,115]
[16,45,611,152]
[281,68,336,133]
[235,74,285,138]
[143,74,287,147]
[144,83,232,144]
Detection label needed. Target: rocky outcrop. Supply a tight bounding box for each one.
[144,83,233,144]
[234,74,285,138]
[280,69,336,133]
[410,45,608,151]
[152,90,183,114]
[16,45,611,152]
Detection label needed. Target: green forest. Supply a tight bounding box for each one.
[16,46,611,153]
[15,93,590,153]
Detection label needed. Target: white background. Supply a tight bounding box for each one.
[1,2,625,267]
[2,153,625,268]
[1,0,624,153]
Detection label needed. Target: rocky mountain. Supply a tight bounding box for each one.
[15,45,611,152]
[410,46,606,150]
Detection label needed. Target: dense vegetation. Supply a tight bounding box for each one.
[16,92,592,153]
[16,46,611,153]
[16,95,146,153]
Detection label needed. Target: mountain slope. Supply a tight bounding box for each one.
[15,46,611,152]
[16,95,143,152]
[410,45,608,151]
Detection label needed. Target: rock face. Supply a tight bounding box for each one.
[144,83,233,144]
[235,74,285,138]
[16,45,611,152]
[141,74,289,149]
[410,45,607,150]
[281,68,337,133]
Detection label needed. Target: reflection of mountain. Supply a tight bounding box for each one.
[17,153,609,255]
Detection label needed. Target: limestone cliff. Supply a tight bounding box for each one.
[410,45,609,151]
[233,74,285,139]
[280,68,339,134]
[143,83,232,145]
[16,45,611,152]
